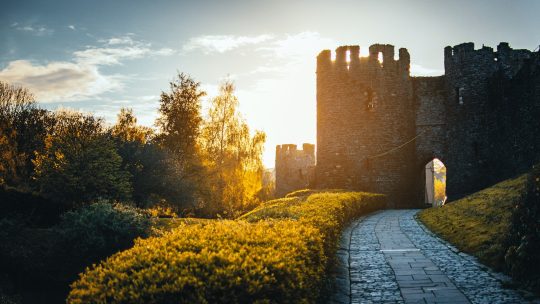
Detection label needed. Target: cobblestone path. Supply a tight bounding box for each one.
[331,209,535,304]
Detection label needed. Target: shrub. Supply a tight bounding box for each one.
[242,192,385,258]
[0,202,153,302]
[284,189,344,198]
[56,202,152,265]
[0,185,63,227]
[505,164,540,293]
[68,191,385,303]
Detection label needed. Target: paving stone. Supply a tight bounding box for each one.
[328,210,538,304]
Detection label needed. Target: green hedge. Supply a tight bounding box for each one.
[505,164,540,293]
[0,186,63,227]
[0,202,152,302]
[68,191,386,303]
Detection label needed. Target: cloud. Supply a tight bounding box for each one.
[0,60,120,102]
[260,31,334,60]
[12,23,53,36]
[154,48,175,56]
[183,34,273,54]
[74,46,152,66]
[75,36,176,65]
[68,25,76,30]
[0,36,175,103]
[105,36,134,45]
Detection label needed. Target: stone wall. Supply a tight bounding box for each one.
[311,42,540,206]
[315,44,416,206]
[275,144,315,197]
[442,42,537,199]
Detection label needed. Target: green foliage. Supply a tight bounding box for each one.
[56,202,153,265]
[154,72,207,209]
[111,108,191,210]
[505,164,540,293]
[0,81,51,188]
[419,174,527,270]
[0,202,153,302]
[156,72,205,164]
[67,191,386,303]
[0,185,62,227]
[33,110,132,206]
[420,169,540,294]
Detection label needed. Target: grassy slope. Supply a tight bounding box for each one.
[418,174,527,270]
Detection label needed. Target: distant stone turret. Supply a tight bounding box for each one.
[275,144,315,197]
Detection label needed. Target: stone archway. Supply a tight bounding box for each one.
[423,158,447,207]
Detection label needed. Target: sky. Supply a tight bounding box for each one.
[1,0,539,167]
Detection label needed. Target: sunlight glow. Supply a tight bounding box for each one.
[360,48,369,57]
[426,158,447,207]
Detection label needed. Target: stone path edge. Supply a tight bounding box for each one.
[411,212,539,302]
[329,211,384,304]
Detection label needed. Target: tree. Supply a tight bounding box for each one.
[200,80,266,217]
[0,81,51,188]
[0,81,35,118]
[33,110,132,206]
[111,108,153,144]
[111,108,190,210]
[154,72,207,208]
[155,72,206,172]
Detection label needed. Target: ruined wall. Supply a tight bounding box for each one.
[275,144,315,197]
[312,42,540,206]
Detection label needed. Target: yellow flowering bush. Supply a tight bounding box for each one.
[68,191,386,303]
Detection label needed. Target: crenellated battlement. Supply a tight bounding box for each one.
[275,143,316,197]
[444,42,533,78]
[317,44,410,77]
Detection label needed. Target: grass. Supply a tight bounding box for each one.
[418,174,527,270]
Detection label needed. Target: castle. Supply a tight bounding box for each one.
[276,42,540,207]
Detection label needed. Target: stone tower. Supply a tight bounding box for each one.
[275,144,315,197]
[316,44,417,207]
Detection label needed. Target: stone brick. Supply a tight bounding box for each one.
[275,143,315,197]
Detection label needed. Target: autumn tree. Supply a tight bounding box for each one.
[0,81,51,188]
[33,110,131,206]
[111,108,153,144]
[0,81,35,185]
[200,80,266,217]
